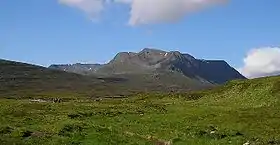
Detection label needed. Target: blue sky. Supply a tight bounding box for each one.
[1,0,280,78]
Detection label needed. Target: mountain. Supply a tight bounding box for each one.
[50,48,245,84]
[0,59,210,98]
[97,48,246,84]
[0,48,245,98]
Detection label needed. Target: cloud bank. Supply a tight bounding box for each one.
[59,0,227,25]
[239,47,280,78]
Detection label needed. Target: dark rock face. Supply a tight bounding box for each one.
[49,48,246,84]
[196,60,246,84]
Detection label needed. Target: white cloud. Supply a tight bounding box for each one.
[119,0,227,26]
[59,0,227,25]
[58,0,106,18]
[239,47,280,78]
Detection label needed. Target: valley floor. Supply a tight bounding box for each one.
[1,92,280,145]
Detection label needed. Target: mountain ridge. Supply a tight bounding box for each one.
[0,58,212,98]
[50,48,246,84]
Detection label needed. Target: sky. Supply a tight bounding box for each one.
[1,0,280,78]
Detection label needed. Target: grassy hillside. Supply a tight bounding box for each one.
[0,59,106,98]
[0,75,280,144]
[199,75,280,107]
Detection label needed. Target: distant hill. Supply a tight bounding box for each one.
[50,48,246,84]
[49,63,102,75]
[0,59,105,98]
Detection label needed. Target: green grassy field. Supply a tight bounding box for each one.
[1,76,280,145]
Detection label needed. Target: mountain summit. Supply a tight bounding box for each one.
[50,48,246,84]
